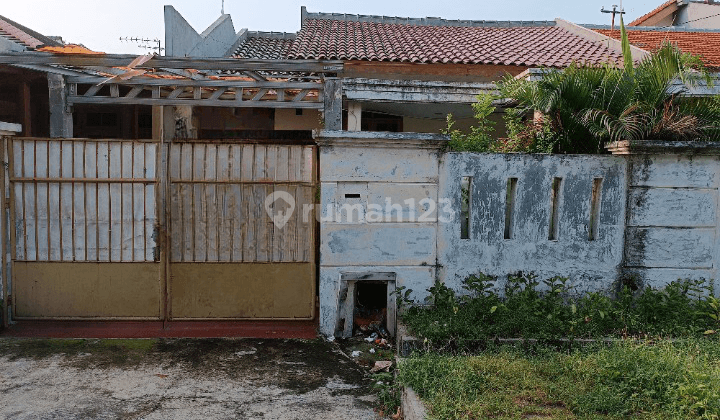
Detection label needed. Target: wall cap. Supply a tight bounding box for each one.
[314,130,449,149]
[0,121,22,135]
[606,140,720,155]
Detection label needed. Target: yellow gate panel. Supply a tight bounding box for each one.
[169,263,315,320]
[13,262,162,319]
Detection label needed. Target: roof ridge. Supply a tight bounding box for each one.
[0,14,61,48]
[629,0,679,27]
[583,23,720,33]
[300,7,556,28]
[245,31,297,39]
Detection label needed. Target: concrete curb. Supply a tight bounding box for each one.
[401,387,428,420]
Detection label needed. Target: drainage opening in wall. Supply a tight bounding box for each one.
[338,272,397,339]
[354,281,388,335]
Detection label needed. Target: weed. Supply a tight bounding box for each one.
[398,340,720,419]
[402,273,719,347]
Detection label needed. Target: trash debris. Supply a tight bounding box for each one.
[370,361,393,373]
[369,348,376,354]
[351,351,362,358]
[326,335,335,342]
[364,332,378,342]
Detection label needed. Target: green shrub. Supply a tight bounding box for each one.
[401,274,719,345]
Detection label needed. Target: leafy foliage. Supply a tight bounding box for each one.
[451,18,720,154]
[402,273,720,345]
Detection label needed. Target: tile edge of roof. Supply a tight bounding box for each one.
[302,11,557,28]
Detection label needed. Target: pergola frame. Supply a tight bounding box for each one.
[0,52,345,136]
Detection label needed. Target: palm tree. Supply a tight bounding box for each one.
[496,18,720,154]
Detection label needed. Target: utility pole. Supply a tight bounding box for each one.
[601,5,626,30]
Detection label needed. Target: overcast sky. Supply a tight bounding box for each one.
[3,0,662,54]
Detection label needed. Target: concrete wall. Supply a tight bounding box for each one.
[316,132,720,337]
[316,131,447,336]
[438,153,627,294]
[677,2,720,29]
[624,153,720,288]
[274,109,321,131]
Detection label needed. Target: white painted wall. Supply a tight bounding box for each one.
[438,153,628,295]
[316,132,720,338]
[316,131,447,336]
[677,2,720,29]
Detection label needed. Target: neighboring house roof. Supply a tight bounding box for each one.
[629,0,679,27]
[592,26,720,68]
[233,12,626,68]
[37,44,101,55]
[234,33,296,60]
[0,14,61,49]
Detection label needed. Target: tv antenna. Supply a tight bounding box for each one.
[119,37,165,55]
[601,5,626,30]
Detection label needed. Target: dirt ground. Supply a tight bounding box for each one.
[0,338,378,419]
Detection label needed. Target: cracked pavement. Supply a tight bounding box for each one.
[0,338,377,419]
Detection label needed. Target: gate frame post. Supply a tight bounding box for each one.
[0,136,6,328]
[0,123,21,328]
[156,138,171,323]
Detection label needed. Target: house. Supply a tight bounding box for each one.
[165,6,636,136]
[0,15,157,139]
[629,0,720,29]
[0,6,700,336]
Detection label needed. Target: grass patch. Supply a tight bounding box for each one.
[398,340,720,419]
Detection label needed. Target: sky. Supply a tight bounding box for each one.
[2,0,663,54]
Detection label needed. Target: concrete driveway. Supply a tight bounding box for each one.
[0,338,377,419]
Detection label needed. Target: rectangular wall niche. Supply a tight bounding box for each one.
[338,272,397,339]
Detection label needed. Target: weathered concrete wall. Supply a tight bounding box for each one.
[438,153,628,294]
[624,153,720,288]
[316,131,447,336]
[316,132,720,337]
[164,6,240,58]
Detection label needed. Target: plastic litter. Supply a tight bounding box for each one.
[370,360,393,373]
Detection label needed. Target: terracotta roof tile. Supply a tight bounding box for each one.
[0,15,60,49]
[629,0,677,27]
[595,28,720,68]
[283,19,625,67]
[37,44,102,55]
[234,36,294,60]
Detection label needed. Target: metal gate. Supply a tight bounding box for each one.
[163,141,316,320]
[6,137,316,321]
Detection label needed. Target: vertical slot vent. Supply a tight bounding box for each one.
[461,176,472,239]
[504,178,518,240]
[588,178,603,241]
[548,177,562,241]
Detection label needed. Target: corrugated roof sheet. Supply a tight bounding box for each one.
[594,28,720,68]
[233,17,625,68]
